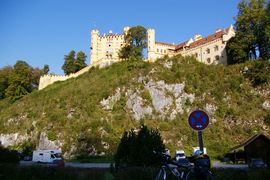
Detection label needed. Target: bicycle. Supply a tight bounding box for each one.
[154,151,215,180]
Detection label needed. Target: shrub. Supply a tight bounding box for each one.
[114,125,165,169]
[264,111,270,125]
[245,61,270,86]
[0,146,20,163]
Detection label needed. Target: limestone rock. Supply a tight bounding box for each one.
[38,132,61,150]
[100,88,121,110]
[164,60,173,69]
[0,133,28,147]
[262,101,270,110]
[206,103,217,114]
[126,91,152,120]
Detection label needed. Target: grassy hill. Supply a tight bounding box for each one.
[0,55,269,159]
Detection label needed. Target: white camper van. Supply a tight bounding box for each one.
[32,150,63,164]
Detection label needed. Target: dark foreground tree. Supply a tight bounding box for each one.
[119,26,147,60]
[227,0,270,64]
[62,50,87,75]
[115,125,165,169]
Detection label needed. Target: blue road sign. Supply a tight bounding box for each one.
[188,110,209,131]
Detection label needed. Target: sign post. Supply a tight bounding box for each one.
[188,109,209,154]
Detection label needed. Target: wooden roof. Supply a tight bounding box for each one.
[230,134,270,152]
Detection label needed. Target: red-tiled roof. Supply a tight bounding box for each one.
[188,30,225,49]
[175,40,189,50]
[155,41,176,48]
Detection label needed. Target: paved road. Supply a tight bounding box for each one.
[213,161,248,169]
[21,161,248,169]
[20,161,111,169]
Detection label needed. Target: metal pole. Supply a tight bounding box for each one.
[198,131,204,153]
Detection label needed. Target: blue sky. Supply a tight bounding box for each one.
[0,0,239,74]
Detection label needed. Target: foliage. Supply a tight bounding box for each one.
[0,61,47,100]
[115,125,165,169]
[244,60,270,86]
[227,0,270,64]
[0,66,12,99]
[43,64,50,75]
[5,61,33,101]
[0,146,19,163]
[264,111,270,125]
[119,26,147,60]
[62,50,87,75]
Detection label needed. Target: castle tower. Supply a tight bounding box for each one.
[90,29,99,64]
[147,29,156,62]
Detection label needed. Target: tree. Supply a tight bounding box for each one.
[227,0,270,64]
[0,66,13,99]
[5,61,33,101]
[74,51,87,72]
[43,64,49,75]
[119,26,147,60]
[115,125,165,169]
[62,50,76,75]
[62,50,87,75]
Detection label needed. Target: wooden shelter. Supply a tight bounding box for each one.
[230,134,270,165]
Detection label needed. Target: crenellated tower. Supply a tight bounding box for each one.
[147,29,156,62]
[90,29,99,64]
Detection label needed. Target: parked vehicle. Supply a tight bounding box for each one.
[175,150,186,161]
[249,158,267,168]
[32,150,64,166]
[192,147,207,155]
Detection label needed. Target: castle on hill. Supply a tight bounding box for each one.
[38,25,235,90]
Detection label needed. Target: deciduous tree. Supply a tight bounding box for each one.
[119,26,147,60]
[227,0,270,64]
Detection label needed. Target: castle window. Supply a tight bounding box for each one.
[215,55,220,61]
[161,49,163,53]
[206,48,210,54]
[157,49,159,52]
[207,58,211,63]
[195,53,198,58]
[164,50,166,53]
[214,45,219,51]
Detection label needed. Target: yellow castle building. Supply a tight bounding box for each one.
[38,25,235,90]
[90,25,235,65]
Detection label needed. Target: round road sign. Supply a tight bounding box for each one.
[188,109,209,131]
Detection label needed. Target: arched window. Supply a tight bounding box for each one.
[207,58,211,63]
[215,55,220,61]
[195,53,198,58]
[214,45,219,51]
[157,48,159,52]
[206,48,210,54]
[161,49,163,53]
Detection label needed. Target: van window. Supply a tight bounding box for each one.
[39,153,43,156]
[51,154,55,159]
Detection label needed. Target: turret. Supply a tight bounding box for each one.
[147,28,155,61]
[90,29,99,64]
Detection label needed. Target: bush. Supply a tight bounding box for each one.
[264,111,270,125]
[245,61,270,86]
[114,125,165,169]
[0,146,20,163]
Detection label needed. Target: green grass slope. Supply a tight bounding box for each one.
[0,55,269,159]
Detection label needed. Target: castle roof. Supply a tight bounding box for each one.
[175,26,231,50]
[175,40,189,50]
[155,41,176,48]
